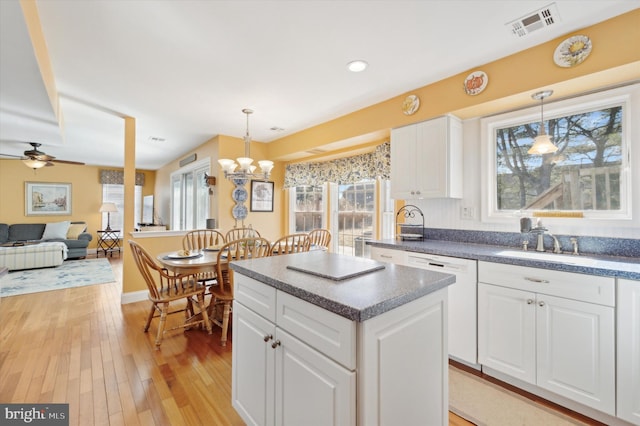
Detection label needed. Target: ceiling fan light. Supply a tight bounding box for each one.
[528,134,558,155]
[22,158,47,169]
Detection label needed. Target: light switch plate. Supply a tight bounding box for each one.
[461,206,475,220]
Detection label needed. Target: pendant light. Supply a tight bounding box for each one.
[528,90,558,155]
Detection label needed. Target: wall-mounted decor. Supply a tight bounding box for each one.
[463,70,488,95]
[553,35,592,68]
[250,180,274,212]
[401,95,420,115]
[25,182,72,216]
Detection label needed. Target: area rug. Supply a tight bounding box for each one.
[449,366,589,426]
[0,258,116,297]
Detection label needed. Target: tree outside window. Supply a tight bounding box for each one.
[495,106,623,212]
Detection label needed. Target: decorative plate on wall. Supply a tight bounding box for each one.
[232,204,248,220]
[402,95,420,115]
[232,186,248,202]
[463,71,488,96]
[553,35,592,68]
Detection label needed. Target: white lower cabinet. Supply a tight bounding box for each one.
[478,262,616,416]
[233,272,448,426]
[617,278,640,425]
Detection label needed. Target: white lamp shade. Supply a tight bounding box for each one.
[528,134,558,155]
[22,158,47,169]
[236,157,253,171]
[99,202,118,213]
[258,160,274,174]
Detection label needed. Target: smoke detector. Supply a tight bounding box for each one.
[506,3,560,38]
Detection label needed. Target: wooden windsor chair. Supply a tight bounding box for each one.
[129,240,212,349]
[212,237,271,346]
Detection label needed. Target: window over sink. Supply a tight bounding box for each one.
[481,84,635,223]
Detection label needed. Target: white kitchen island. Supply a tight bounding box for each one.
[229,251,456,426]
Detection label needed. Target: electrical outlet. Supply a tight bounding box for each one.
[461,206,475,220]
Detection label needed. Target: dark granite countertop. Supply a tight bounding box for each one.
[229,251,456,322]
[368,239,640,281]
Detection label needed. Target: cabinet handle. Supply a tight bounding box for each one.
[526,299,534,305]
[538,301,545,307]
[271,340,281,349]
[416,191,421,195]
[410,191,415,195]
[263,334,273,342]
[524,277,549,284]
[380,254,392,259]
[428,262,445,268]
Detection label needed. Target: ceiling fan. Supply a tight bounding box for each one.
[0,142,85,168]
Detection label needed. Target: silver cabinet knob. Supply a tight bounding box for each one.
[539,301,545,307]
[526,299,534,305]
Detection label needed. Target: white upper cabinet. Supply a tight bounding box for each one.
[390,115,463,199]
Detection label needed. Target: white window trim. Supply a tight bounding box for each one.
[480,85,636,227]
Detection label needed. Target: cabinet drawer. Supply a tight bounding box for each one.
[235,274,277,322]
[478,261,615,306]
[277,291,356,370]
[370,247,406,265]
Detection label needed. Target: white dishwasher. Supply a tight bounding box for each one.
[406,252,478,367]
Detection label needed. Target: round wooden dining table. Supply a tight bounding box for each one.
[156,249,219,275]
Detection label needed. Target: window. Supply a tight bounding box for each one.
[334,180,376,257]
[482,87,632,221]
[170,159,210,230]
[290,185,326,232]
[102,184,142,234]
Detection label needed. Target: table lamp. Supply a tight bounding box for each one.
[100,202,118,231]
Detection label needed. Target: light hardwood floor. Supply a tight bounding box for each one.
[0,257,472,425]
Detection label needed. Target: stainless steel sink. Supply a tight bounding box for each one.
[496,250,598,267]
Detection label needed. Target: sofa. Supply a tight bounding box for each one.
[0,221,92,259]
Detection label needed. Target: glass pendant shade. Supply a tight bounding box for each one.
[236,157,253,171]
[528,133,558,155]
[528,90,557,155]
[22,158,47,169]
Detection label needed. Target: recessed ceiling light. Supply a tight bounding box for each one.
[347,60,368,72]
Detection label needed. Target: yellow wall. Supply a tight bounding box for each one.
[154,134,285,242]
[0,160,155,249]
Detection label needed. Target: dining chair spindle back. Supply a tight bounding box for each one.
[128,240,212,349]
[212,237,271,345]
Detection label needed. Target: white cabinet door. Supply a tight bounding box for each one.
[618,279,640,425]
[390,124,418,199]
[274,328,356,426]
[536,294,615,415]
[478,283,536,384]
[390,115,462,200]
[417,116,462,198]
[232,301,276,426]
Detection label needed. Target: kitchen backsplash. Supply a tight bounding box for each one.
[403,227,640,259]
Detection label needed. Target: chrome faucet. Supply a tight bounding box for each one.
[529,219,561,253]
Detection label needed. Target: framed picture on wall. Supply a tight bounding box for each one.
[250,180,274,212]
[25,182,72,215]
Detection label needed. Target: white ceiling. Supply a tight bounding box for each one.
[1,0,638,169]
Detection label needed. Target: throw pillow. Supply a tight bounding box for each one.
[42,221,71,240]
[67,223,86,239]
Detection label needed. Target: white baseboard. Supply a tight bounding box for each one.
[121,290,147,305]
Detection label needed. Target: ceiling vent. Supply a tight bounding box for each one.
[506,3,560,38]
[306,148,327,155]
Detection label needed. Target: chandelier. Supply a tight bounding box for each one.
[218,108,274,181]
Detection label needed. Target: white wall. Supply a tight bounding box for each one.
[411,85,640,239]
